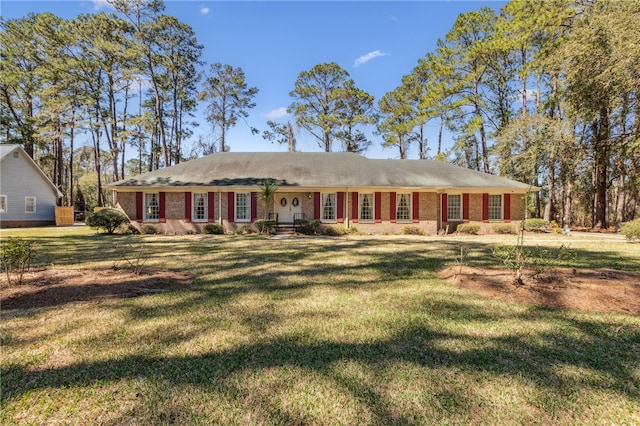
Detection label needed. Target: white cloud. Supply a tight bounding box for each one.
[91,0,112,10]
[263,107,288,119]
[390,16,399,22]
[200,6,210,15]
[354,50,388,67]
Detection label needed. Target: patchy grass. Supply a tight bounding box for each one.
[1,228,639,425]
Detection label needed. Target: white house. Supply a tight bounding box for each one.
[0,144,62,228]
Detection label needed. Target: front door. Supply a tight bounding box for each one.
[276,195,302,223]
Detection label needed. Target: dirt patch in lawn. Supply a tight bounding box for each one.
[0,269,195,310]
[438,266,640,315]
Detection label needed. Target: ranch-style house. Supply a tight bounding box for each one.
[107,152,537,235]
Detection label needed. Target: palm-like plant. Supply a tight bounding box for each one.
[257,179,278,220]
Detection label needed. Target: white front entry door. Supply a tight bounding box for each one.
[276,195,302,223]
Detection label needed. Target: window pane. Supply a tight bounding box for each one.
[397,193,411,221]
[0,195,6,213]
[322,193,336,221]
[360,193,373,221]
[25,197,36,213]
[193,193,207,221]
[489,195,502,220]
[447,195,461,220]
[145,193,159,220]
[235,193,250,221]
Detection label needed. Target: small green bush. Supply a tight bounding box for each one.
[346,225,360,234]
[523,218,549,232]
[140,224,157,235]
[203,223,224,234]
[85,208,130,234]
[492,223,515,234]
[254,220,276,234]
[323,225,348,236]
[457,223,480,235]
[235,225,253,235]
[400,225,426,236]
[619,218,640,241]
[1,237,37,285]
[298,220,321,235]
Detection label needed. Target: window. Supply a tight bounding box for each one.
[321,193,336,221]
[235,192,250,222]
[396,193,411,221]
[359,193,373,221]
[447,194,462,221]
[488,194,503,221]
[193,193,207,221]
[0,195,6,213]
[25,196,36,213]
[144,193,159,221]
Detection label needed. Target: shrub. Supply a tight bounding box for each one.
[523,218,549,232]
[1,237,37,285]
[235,225,253,235]
[203,223,224,234]
[619,218,640,241]
[298,220,321,235]
[400,225,426,236]
[457,223,480,235]
[85,208,130,234]
[346,225,360,235]
[492,223,515,234]
[140,224,157,235]
[323,225,348,236]
[254,220,276,234]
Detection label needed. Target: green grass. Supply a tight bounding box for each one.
[1,228,639,425]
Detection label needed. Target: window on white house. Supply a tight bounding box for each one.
[193,193,207,221]
[235,192,250,222]
[396,193,411,221]
[25,196,36,213]
[321,193,336,221]
[359,193,373,221]
[0,195,6,213]
[489,194,503,221]
[144,193,159,221]
[447,194,462,221]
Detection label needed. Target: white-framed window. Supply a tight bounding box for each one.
[25,196,36,213]
[359,193,374,221]
[144,193,159,221]
[0,195,6,213]
[488,194,503,221]
[321,193,336,221]
[396,193,411,221]
[193,193,207,222]
[447,194,462,221]
[235,192,250,222]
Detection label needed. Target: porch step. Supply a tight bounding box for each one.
[274,224,296,235]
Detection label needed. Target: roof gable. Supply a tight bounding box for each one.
[0,144,63,197]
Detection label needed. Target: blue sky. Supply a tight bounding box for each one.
[2,0,506,159]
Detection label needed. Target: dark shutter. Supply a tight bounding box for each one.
[351,192,359,223]
[337,192,344,223]
[228,192,234,222]
[136,192,143,222]
[463,193,470,222]
[482,193,489,222]
[159,192,166,223]
[412,192,419,223]
[314,192,320,219]
[504,194,511,222]
[441,194,448,223]
[184,192,192,222]
[208,192,215,222]
[374,192,382,223]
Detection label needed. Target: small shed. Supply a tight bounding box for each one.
[0,144,62,228]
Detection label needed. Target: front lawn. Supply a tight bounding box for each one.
[1,229,639,424]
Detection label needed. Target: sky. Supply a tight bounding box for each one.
[1,0,506,159]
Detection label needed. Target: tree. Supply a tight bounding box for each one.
[199,63,258,153]
[377,85,415,159]
[288,62,352,152]
[334,80,376,154]
[262,120,297,152]
[257,179,278,221]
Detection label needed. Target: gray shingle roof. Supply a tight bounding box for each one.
[107,152,535,192]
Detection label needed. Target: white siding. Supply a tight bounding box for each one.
[0,150,59,223]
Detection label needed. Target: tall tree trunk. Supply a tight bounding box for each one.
[563,179,573,228]
[592,107,610,229]
[437,116,444,155]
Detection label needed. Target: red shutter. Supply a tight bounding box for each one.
[482,193,489,222]
[184,192,192,222]
[351,192,359,223]
[251,192,257,221]
[412,192,419,223]
[374,192,381,223]
[207,192,215,222]
[504,194,511,222]
[314,192,320,219]
[228,192,234,222]
[337,192,344,223]
[463,193,470,222]
[441,193,448,223]
[159,192,166,223]
[136,192,143,222]
[390,192,396,223]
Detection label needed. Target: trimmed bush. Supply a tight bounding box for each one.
[492,223,516,234]
[457,223,480,235]
[235,225,253,235]
[254,220,276,234]
[85,208,130,234]
[619,218,640,241]
[298,220,321,235]
[203,223,224,234]
[523,218,549,232]
[140,224,157,235]
[323,225,348,236]
[400,225,426,236]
